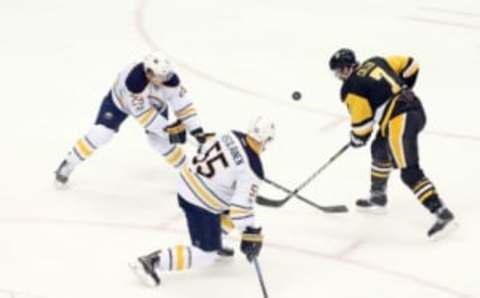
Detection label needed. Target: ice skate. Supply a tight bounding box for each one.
[356,193,387,215]
[428,208,457,240]
[130,250,162,286]
[217,246,234,258]
[54,160,74,189]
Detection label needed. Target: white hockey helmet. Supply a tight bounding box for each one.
[143,51,174,81]
[247,116,275,151]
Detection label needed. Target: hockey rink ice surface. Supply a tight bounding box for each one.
[1,0,479,297]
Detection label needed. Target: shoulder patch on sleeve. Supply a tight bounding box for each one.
[125,63,149,93]
[232,130,264,180]
[163,73,180,87]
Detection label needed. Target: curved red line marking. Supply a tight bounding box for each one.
[402,16,480,30]
[137,0,480,143]
[420,6,480,18]
[0,217,472,298]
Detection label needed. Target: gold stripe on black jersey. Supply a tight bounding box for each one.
[345,93,374,136]
[345,93,374,124]
[385,56,418,77]
[386,56,411,76]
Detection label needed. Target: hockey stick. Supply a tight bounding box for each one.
[256,143,350,209]
[256,177,348,213]
[253,258,269,298]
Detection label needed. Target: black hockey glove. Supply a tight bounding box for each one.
[241,226,263,262]
[165,120,187,144]
[350,131,368,148]
[191,128,215,145]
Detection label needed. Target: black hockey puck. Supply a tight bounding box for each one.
[292,91,302,100]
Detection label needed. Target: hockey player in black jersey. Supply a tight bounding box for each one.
[329,48,456,239]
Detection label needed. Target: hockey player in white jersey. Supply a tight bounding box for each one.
[130,116,275,287]
[54,51,209,186]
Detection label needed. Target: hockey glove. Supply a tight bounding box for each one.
[191,128,215,145]
[165,120,187,144]
[241,226,263,262]
[350,131,368,148]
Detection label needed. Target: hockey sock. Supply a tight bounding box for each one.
[157,246,216,272]
[411,178,442,213]
[401,166,443,213]
[370,160,391,195]
[65,125,115,167]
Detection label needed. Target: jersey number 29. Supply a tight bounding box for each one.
[193,141,229,178]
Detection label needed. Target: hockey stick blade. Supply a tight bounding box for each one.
[256,195,289,207]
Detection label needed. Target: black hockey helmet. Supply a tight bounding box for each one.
[329,48,357,70]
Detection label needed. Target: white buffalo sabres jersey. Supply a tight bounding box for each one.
[178,130,264,231]
[111,62,201,136]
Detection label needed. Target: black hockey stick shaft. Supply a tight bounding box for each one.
[257,143,350,207]
[253,258,269,298]
[285,142,350,199]
[258,178,348,212]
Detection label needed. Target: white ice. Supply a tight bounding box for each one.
[0,0,479,297]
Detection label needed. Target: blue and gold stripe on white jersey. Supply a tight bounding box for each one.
[229,203,254,221]
[136,107,159,128]
[163,145,186,169]
[180,167,229,213]
[72,136,97,161]
[175,104,197,122]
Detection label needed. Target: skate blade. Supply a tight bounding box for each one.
[129,261,159,287]
[356,206,388,215]
[54,180,70,190]
[428,221,459,241]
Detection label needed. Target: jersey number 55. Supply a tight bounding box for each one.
[193,141,229,178]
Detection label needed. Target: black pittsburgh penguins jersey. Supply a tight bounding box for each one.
[340,56,420,140]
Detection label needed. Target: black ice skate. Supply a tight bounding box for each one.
[356,194,387,214]
[130,250,162,286]
[217,246,234,258]
[54,160,74,188]
[428,208,457,240]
